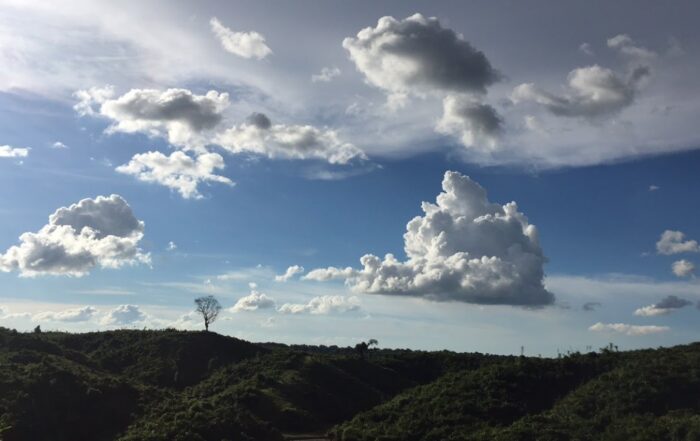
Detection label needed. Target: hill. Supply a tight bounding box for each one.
[1,327,699,440]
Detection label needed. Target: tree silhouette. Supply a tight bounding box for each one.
[194,295,222,331]
[354,341,369,359]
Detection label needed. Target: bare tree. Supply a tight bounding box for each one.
[194,295,222,331]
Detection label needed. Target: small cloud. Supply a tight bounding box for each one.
[51,141,69,149]
[582,301,602,312]
[607,34,657,59]
[210,17,272,60]
[649,185,660,191]
[656,230,699,255]
[634,295,692,316]
[672,259,695,278]
[230,286,276,312]
[275,265,305,282]
[312,66,341,83]
[100,304,147,326]
[278,295,361,315]
[579,42,594,56]
[33,306,98,322]
[166,241,177,251]
[0,145,30,158]
[589,322,669,336]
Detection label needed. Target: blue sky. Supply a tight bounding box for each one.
[1,0,699,355]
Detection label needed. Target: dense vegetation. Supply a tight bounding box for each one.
[1,327,699,440]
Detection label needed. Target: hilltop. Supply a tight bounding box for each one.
[1,328,699,440]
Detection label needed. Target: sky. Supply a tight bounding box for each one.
[1,0,699,356]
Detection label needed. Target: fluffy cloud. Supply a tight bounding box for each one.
[278,295,361,315]
[656,230,699,255]
[436,95,503,148]
[306,171,553,306]
[75,87,229,149]
[100,304,147,325]
[0,145,29,158]
[116,151,233,199]
[210,17,272,60]
[312,67,341,83]
[33,306,98,322]
[230,287,276,312]
[275,265,305,282]
[512,64,649,118]
[672,259,695,278]
[589,322,669,336]
[51,141,68,149]
[343,13,499,99]
[634,295,693,316]
[0,195,149,277]
[215,113,367,164]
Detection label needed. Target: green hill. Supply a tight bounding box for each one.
[1,327,699,441]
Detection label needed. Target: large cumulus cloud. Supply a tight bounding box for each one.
[343,13,500,99]
[305,171,552,306]
[0,195,149,277]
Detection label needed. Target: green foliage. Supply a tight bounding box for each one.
[2,327,700,441]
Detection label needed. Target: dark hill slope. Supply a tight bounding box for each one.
[332,343,700,441]
[3,327,700,441]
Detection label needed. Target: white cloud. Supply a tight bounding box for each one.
[209,17,271,60]
[306,171,552,305]
[100,304,147,325]
[512,64,649,118]
[278,295,361,315]
[649,185,660,191]
[634,295,692,316]
[275,265,304,282]
[0,145,30,158]
[0,307,32,320]
[672,259,695,278]
[73,86,115,116]
[589,322,669,336]
[215,113,367,165]
[33,306,98,322]
[343,13,499,99]
[230,288,276,312]
[0,195,150,277]
[607,34,657,60]
[436,94,503,149]
[76,87,230,149]
[166,241,177,251]
[656,230,699,255]
[312,66,341,83]
[51,141,68,149]
[116,150,234,199]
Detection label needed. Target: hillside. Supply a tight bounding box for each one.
[1,328,699,441]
